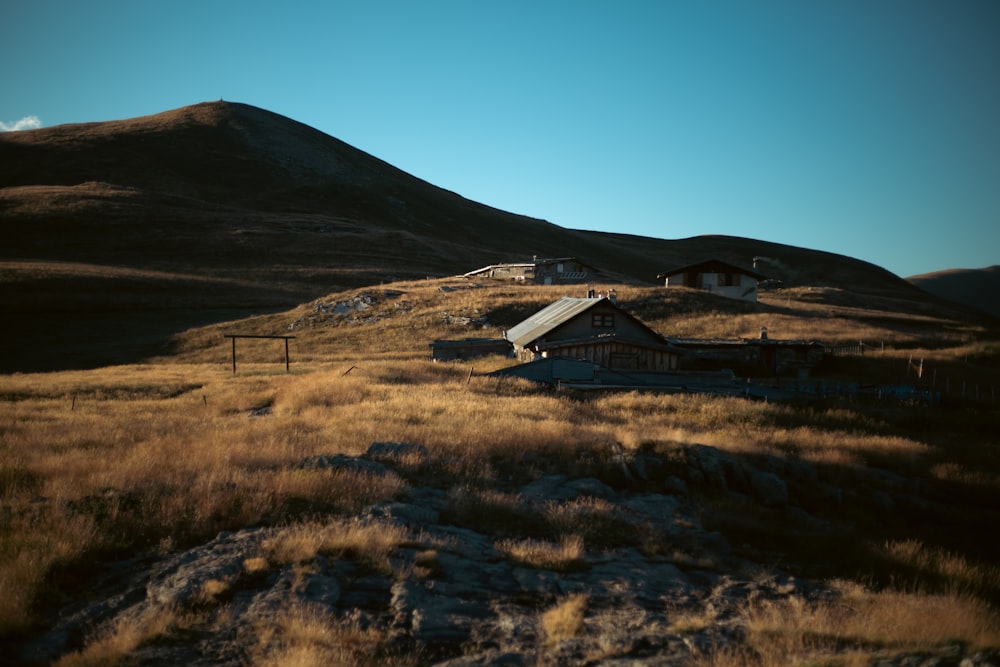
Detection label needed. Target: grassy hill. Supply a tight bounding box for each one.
[908,266,1000,320]
[2,274,999,665]
[0,101,960,372]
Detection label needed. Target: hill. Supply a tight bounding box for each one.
[0,101,955,371]
[908,266,1000,319]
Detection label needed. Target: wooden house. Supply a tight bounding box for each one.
[504,297,679,370]
[464,257,595,284]
[657,259,767,302]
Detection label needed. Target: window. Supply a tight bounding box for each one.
[718,272,739,287]
[592,313,615,328]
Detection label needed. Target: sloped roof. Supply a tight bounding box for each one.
[505,297,601,347]
[463,257,593,278]
[505,297,669,350]
[657,258,767,281]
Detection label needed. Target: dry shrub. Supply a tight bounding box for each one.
[741,580,1000,660]
[541,594,588,647]
[667,606,718,635]
[265,467,407,514]
[496,535,586,572]
[0,512,98,635]
[878,539,1000,598]
[53,605,182,667]
[262,518,408,573]
[444,487,546,535]
[544,496,638,549]
[250,605,410,667]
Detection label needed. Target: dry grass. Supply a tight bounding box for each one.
[877,540,1000,599]
[262,518,409,573]
[496,535,586,571]
[249,604,413,667]
[691,580,1000,666]
[1,278,997,652]
[52,605,184,667]
[743,582,1000,660]
[540,594,588,647]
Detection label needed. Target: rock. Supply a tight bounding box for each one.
[685,444,728,490]
[366,441,430,465]
[15,446,962,667]
[663,475,689,496]
[296,453,391,477]
[749,471,788,506]
[146,529,264,608]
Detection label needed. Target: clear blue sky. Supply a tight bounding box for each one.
[3,1,998,278]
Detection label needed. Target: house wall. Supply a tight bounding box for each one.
[430,339,511,361]
[479,260,590,283]
[515,341,677,371]
[664,271,758,302]
[544,303,663,345]
[489,265,534,281]
[674,342,823,375]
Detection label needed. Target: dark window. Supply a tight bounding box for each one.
[718,272,739,287]
[592,313,615,328]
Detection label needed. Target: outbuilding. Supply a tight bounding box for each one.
[464,257,596,284]
[657,259,767,302]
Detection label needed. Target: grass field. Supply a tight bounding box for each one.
[2,278,999,663]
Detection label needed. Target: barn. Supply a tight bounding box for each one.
[504,297,679,371]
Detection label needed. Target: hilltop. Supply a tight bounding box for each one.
[0,101,953,372]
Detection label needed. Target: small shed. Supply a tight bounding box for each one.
[464,257,596,284]
[504,297,679,371]
[657,259,767,302]
[669,332,824,377]
[430,338,511,362]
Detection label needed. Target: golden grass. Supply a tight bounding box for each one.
[52,605,184,667]
[1,356,994,636]
[262,518,409,573]
[249,604,413,667]
[1,278,997,651]
[691,579,1000,666]
[496,535,586,571]
[540,594,588,647]
[744,582,1000,656]
[877,540,1000,598]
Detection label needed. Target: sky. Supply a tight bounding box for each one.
[2,1,999,278]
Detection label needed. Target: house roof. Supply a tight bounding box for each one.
[463,257,592,278]
[505,297,601,347]
[657,258,767,281]
[505,297,667,349]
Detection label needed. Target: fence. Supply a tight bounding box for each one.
[824,341,883,357]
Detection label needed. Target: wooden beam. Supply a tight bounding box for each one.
[223,334,297,375]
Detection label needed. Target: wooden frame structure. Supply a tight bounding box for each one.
[223,334,296,374]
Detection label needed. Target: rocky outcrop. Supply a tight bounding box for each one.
[12,441,994,666]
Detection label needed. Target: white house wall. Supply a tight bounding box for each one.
[664,272,758,302]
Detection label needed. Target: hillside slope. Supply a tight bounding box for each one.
[908,266,1000,319]
[0,101,948,371]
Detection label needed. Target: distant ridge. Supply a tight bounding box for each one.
[0,101,963,370]
[908,266,1000,319]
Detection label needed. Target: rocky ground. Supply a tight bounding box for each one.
[12,441,1000,666]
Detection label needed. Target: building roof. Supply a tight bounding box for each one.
[505,297,601,347]
[657,258,767,281]
[463,257,591,278]
[505,297,668,349]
